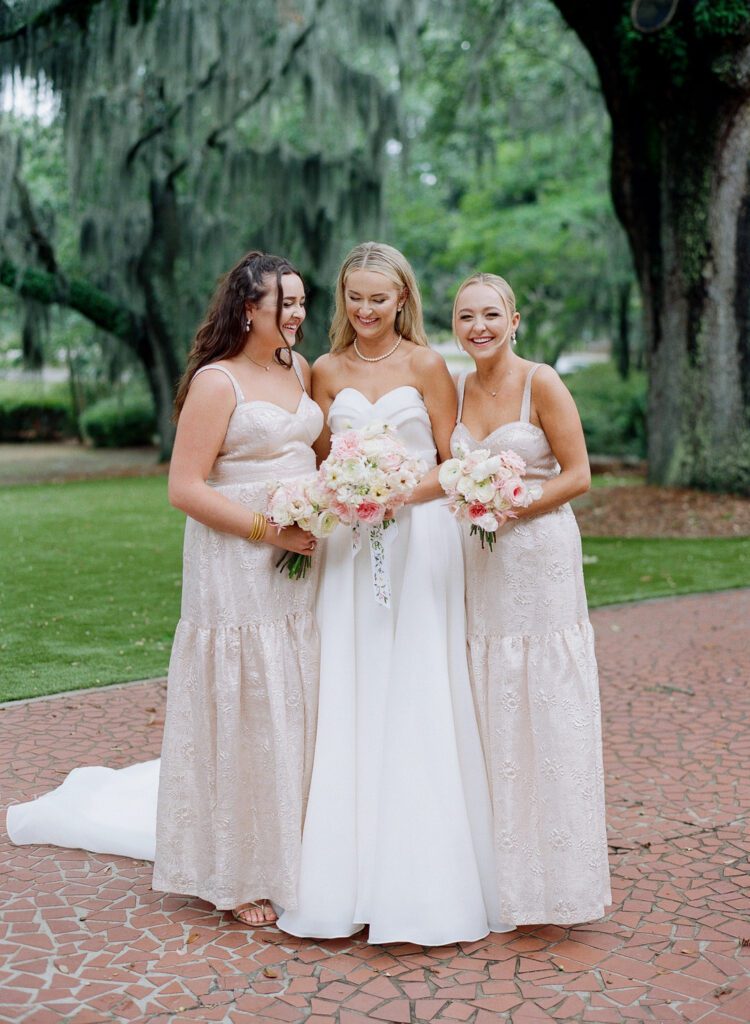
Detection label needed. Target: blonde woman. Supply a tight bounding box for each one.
[450,272,611,926]
[278,243,507,945]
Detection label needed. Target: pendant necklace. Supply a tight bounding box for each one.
[242,350,273,372]
[353,334,403,363]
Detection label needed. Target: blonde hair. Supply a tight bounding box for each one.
[329,241,429,353]
[452,273,517,336]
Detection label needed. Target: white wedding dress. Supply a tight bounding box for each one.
[277,386,508,945]
[7,759,159,861]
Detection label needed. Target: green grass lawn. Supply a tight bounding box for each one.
[0,477,183,701]
[1,476,748,702]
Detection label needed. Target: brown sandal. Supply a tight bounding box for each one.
[231,900,278,926]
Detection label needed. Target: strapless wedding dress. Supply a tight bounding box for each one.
[277,386,509,945]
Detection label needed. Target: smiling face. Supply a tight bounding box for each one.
[344,269,405,343]
[454,281,520,362]
[247,272,306,346]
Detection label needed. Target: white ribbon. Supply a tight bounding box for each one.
[351,520,398,607]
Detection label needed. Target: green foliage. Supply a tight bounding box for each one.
[386,0,638,363]
[80,391,157,447]
[0,381,74,440]
[565,362,647,458]
[0,476,183,701]
[694,0,750,37]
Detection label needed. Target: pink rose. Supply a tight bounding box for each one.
[357,500,385,524]
[501,478,525,503]
[468,501,488,523]
[331,431,362,458]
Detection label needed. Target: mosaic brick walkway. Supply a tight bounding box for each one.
[1,590,749,1024]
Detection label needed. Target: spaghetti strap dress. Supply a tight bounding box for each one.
[450,365,611,925]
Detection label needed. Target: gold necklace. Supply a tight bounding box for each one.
[475,369,513,398]
[353,334,403,363]
[242,350,273,372]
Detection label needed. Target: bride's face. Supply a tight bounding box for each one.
[344,270,404,341]
[454,282,519,363]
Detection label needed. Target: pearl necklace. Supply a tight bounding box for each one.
[353,334,403,363]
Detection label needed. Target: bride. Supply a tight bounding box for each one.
[277,242,507,945]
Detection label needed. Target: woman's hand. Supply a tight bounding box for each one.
[265,524,318,556]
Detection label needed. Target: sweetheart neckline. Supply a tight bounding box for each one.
[454,420,546,444]
[237,392,316,416]
[333,385,423,407]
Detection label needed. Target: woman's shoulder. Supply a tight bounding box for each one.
[526,361,576,411]
[406,341,448,374]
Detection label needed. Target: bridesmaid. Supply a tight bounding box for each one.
[153,251,323,926]
[450,272,611,925]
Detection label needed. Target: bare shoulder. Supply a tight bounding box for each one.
[531,362,567,394]
[408,343,449,376]
[294,351,311,371]
[187,364,237,401]
[312,351,335,377]
[312,350,346,398]
[531,363,579,414]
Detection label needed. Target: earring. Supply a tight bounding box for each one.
[511,331,517,346]
[245,318,252,333]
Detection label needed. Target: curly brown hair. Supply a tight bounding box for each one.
[173,251,303,419]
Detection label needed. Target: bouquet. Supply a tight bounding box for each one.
[439,446,541,550]
[318,422,426,606]
[319,422,426,528]
[266,476,341,579]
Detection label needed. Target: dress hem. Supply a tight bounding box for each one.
[151,876,297,913]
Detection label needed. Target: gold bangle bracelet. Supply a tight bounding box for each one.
[246,512,267,542]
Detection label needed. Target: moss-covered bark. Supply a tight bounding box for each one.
[553,0,750,492]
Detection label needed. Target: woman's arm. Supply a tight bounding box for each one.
[311,354,336,463]
[407,349,459,504]
[168,369,314,554]
[514,365,591,519]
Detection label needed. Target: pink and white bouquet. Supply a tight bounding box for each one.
[439,446,542,550]
[319,422,426,528]
[266,475,341,579]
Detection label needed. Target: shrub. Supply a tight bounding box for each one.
[0,388,75,441]
[81,393,156,447]
[564,362,647,459]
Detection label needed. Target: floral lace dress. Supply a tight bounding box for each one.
[451,364,611,925]
[153,360,323,910]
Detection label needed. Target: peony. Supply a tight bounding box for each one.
[467,501,489,523]
[499,448,526,474]
[357,500,385,524]
[331,431,363,458]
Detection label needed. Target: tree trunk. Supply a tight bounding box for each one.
[552,2,750,492]
[0,256,177,458]
[614,280,630,380]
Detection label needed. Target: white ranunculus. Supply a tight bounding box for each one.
[439,459,462,489]
[472,479,495,503]
[470,455,501,481]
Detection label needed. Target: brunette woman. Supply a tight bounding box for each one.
[152,251,323,926]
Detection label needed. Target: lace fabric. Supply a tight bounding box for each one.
[151,367,324,910]
[451,366,612,924]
